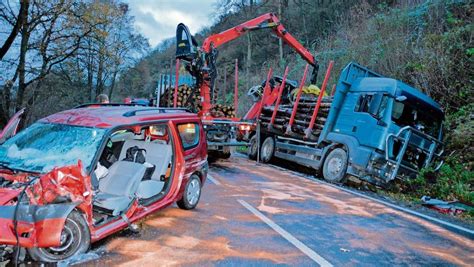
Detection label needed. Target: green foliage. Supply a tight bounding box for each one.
[410,157,473,205]
[408,103,473,211]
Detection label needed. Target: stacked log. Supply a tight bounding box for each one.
[211,104,236,118]
[260,96,333,140]
[159,85,235,118]
[159,84,198,108]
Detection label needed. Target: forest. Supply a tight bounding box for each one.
[0,0,472,209]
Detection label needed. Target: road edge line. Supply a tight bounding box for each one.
[237,199,333,267]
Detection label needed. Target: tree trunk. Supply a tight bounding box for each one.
[96,51,104,96]
[109,70,118,100]
[0,0,29,60]
[87,40,94,102]
[15,10,30,112]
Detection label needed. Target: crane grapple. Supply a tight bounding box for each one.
[176,23,197,62]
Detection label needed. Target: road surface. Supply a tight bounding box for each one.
[86,156,474,266]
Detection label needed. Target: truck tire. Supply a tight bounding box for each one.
[220,151,231,159]
[248,135,258,160]
[322,148,348,183]
[260,136,275,163]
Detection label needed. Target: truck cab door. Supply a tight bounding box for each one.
[339,93,388,148]
[0,108,25,144]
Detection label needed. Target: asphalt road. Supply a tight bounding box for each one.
[86,156,474,266]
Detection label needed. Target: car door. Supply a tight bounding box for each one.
[174,118,205,179]
[0,108,25,144]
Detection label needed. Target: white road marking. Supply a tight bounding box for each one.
[267,163,474,237]
[238,199,333,267]
[207,174,221,186]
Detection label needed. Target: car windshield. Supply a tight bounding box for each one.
[392,100,442,137]
[0,123,106,173]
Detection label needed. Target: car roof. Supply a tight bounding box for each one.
[40,105,198,128]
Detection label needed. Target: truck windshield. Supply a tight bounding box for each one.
[0,123,106,173]
[392,100,441,137]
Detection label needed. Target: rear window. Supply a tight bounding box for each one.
[177,123,199,149]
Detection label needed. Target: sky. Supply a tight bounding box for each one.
[126,0,218,47]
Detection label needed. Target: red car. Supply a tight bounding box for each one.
[0,104,208,263]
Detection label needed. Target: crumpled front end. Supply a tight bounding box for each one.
[0,198,76,248]
[0,162,92,248]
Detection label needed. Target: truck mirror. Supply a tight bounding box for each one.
[396,95,407,102]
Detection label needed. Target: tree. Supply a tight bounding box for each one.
[0,0,29,60]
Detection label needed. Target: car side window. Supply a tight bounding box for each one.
[177,123,199,150]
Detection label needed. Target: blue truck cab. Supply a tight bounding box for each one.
[321,62,444,184]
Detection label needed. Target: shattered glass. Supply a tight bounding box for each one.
[0,123,106,173]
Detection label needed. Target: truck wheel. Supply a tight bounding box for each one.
[221,145,231,159]
[260,136,275,163]
[28,211,90,263]
[177,175,202,210]
[322,148,348,183]
[248,135,258,160]
[220,151,231,159]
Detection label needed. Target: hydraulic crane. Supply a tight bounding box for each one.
[175,12,318,157]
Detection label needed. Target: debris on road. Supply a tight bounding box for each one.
[421,196,473,216]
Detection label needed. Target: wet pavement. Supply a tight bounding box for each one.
[85,156,474,266]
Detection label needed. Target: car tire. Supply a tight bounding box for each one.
[177,175,202,210]
[247,135,258,160]
[260,136,275,163]
[28,211,90,263]
[322,148,348,183]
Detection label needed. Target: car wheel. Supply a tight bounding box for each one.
[177,175,202,210]
[322,148,348,183]
[260,136,275,163]
[247,135,258,160]
[28,211,90,263]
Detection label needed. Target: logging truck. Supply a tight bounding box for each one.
[243,62,445,186]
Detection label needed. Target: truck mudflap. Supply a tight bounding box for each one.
[0,203,77,248]
[384,126,443,181]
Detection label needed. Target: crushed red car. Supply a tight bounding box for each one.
[0,104,208,263]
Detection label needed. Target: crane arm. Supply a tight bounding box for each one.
[201,13,316,67]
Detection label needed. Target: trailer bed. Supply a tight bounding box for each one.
[259,96,333,142]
